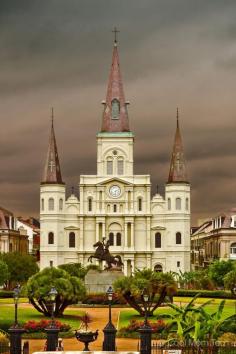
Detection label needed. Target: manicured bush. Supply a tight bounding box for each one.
[82,293,127,305]
[0,291,13,298]
[118,319,167,338]
[176,289,233,299]
[23,319,71,333]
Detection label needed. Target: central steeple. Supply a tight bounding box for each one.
[101,30,130,132]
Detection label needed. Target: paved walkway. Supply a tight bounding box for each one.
[28,307,138,353]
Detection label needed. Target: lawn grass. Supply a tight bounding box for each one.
[118,297,236,329]
[0,305,83,332]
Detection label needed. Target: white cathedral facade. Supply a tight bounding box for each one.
[40,39,191,275]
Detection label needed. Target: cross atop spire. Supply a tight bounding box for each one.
[112,27,120,45]
[101,32,130,132]
[41,109,64,185]
[167,109,188,184]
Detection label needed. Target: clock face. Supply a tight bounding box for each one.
[109,185,121,198]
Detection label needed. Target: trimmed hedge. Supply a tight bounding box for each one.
[0,291,13,298]
[176,289,234,299]
[82,293,127,305]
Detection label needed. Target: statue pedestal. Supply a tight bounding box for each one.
[85,269,124,293]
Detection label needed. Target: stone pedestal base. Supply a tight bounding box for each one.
[85,269,124,293]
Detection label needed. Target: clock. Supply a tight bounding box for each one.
[109,185,121,198]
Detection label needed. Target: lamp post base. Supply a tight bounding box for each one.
[8,326,25,354]
[102,322,117,351]
[45,326,60,351]
[138,324,152,354]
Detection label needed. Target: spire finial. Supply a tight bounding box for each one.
[176,107,179,128]
[51,107,54,127]
[112,27,120,46]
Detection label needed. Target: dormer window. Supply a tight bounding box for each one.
[111,99,120,119]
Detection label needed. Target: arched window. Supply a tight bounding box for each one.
[155,233,161,248]
[176,232,182,244]
[59,198,63,211]
[48,232,54,245]
[168,198,171,210]
[88,197,92,212]
[138,197,142,211]
[111,98,120,119]
[113,204,117,212]
[109,232,114,246]
[230,242,236,254]
[48,198,54,211]
[117,158,124,175]
[154,264,163,272]
[185,198,189,211]
[41,199,44,211]
[116,232,121,246]
[176,198,181,210]
[107,158,113,175]
[69,232,75,248]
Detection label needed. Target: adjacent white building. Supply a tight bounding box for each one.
[40,38,191,275]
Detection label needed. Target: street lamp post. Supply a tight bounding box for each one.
[9,285,25,354]
[102,285,117,351]
[138,290,152,354]
[45,287,60,351]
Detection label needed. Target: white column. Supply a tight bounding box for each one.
[124,222,127,247]
[131,222,134,248]
[95,221,99,242]
[124,260,128,276]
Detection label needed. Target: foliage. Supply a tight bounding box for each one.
[114,268,177,316]
[77,312,92,332]
[0,331,8,346]
[121,318,166,333]
[26,267,86,317]
[219,316,236,334]
[0,253,39,289]
[208,260,235,288]
[0,291,13,298]
[0,261,9,287]
[223,269,236,295]
[58,263,87,279]
[176,289,234,299]
[174,270,214,290]
[23,319,71,332]
[218,332,236,342]
[82,292,126,305]
[165,295,236,343]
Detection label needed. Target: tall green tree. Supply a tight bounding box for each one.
[114,269,177,316]
[26,267,86,317]
[0,260,9,287]
[208,260,235,287]
[0,253,39,289]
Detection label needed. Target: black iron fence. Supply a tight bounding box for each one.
[150,341,236,354]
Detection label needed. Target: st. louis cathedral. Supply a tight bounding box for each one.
[40,38,191,275]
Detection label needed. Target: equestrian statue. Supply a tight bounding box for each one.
[88,237,123,270]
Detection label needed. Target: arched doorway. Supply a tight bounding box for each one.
[154,264,163,273]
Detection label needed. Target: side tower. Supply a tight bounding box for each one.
[165,110,191,271]
[40,111,66,269]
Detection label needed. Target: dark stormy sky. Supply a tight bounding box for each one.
[0,0,236,225]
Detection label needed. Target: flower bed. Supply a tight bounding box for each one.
[118,319,167,339]
[22,319,74,339]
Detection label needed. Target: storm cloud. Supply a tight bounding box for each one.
[0,0,236,224]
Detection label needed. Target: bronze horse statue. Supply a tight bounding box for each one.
[88,238,123,270]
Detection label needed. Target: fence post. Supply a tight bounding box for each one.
[8,327,25,354]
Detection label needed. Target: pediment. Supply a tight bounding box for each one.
[97,177,133,186]
[64,226,80,230]
[151,226,166,230]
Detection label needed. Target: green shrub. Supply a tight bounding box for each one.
[220,317,236,334]
[82,293,126,305]
[0,291,13,298]
[176,289,233,299]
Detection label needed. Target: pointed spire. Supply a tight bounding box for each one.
[101,29,130,132]
[41,108,64,184]
[168,108,188,184]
